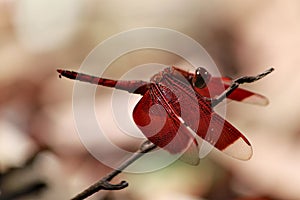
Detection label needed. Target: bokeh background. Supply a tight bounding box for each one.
[0,0,299,199]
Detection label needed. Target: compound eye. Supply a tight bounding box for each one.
[192,67,211,88]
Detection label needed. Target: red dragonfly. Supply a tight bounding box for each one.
[57,66,273,165]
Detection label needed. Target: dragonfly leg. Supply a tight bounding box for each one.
[211,68,274,108]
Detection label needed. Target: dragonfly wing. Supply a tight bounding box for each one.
[132,88,200,165]
[179,139,200,165]
[227,87,269,106]
[160,73,253,160]
[205,112,252,160]
[178,97,252,160]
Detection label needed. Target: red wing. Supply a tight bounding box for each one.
[196,77,269,106]
[133,89,200,165]
[200,112,253,160]
[159,73,252,160]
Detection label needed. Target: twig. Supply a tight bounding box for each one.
[211,68,274,107]
[71,141,157,200]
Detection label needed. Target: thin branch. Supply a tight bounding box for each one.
[71,141,157,200]
[211,68,274,107]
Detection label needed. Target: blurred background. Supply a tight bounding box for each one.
[0,0,299,199]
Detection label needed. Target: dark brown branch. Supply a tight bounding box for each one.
[71,141,157,200]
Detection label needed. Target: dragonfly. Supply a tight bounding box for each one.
[57,66,274,165]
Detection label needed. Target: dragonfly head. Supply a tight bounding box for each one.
[192,67,211,89]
